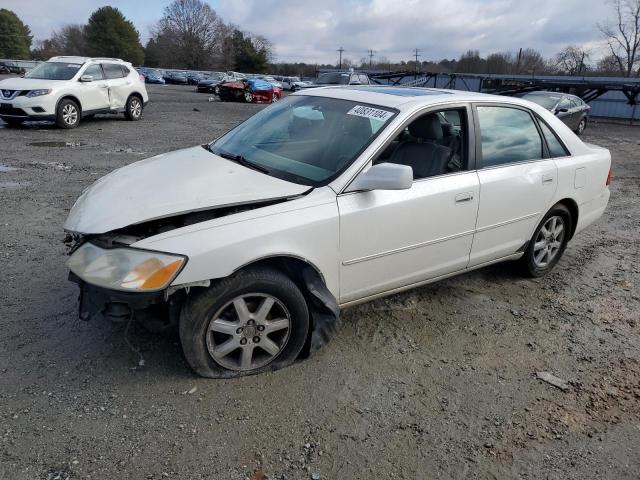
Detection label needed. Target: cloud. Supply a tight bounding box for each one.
[3,0,613,63]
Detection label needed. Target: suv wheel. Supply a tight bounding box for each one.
[179,267,310,378]
[56,99,80,129]
[125,95,143,121]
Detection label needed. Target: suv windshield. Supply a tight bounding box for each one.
[209,95,397,186]
[522,93,561,110]
[316,73,351,84]
[26,62,82,80]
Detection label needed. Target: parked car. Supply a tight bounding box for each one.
[0,56,148,128]
[164,71,188,84]
[280,76,308,91]
[520,91,590,135]
[64,86,611,378]
[187,73,205,85]
[142,69,165,84]
[301,71,371,89]
[196,74,224,93]
[217,78,282,103]
[257,75,283,89]
[0,61,26,75]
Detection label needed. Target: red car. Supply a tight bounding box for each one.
[217,78,282,104]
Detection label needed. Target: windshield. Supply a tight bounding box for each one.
[522,94,561,110]
[316,73,350,85]
[209,95,397,186]
[26,62,82,80]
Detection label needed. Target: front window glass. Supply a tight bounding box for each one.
[209,96,397,186]
[83,64,104,80]
[26,62,81,80]
[477,106,543,167]
[316,73,351,84]
[522,93,561,110]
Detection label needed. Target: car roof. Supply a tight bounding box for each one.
[292,85,532,110]
[48,56,127,64]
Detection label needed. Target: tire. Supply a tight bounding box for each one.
[124,95,143,121]
[55,99,80,129]
[272,92,279,103]
[2,118,24,127]
[179,267,310,378]
[244,91,254,103]
[518,204,571,277]
[575,117,587,135]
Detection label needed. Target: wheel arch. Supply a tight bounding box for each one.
[56,94,83,113]
[555,198,579,240]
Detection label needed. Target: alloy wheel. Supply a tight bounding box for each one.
[578,119,586,134]
[130,98,142,118]
[244,91,254,103]
[206,293,291,371]
[533,215,565,267]
[62,104,78,125]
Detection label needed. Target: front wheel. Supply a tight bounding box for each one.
[125,95,143,121]
[519,204,571,277]
[575,118,587,135]
[271,92,279,103]
[244,91,254,103]
[56,99,80,129]
[179,267,310,378]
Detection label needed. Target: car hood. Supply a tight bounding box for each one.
[0,77,68,90]
[64,146,310,234]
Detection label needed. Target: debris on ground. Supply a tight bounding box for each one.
[536,371,570,391]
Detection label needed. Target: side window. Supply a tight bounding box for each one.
[477,106,543,167]
[557,98,571,111]
[378,107,468,180]
[538,119,570,158]
[83,64,104,80]
[121,65,131,76]
[103,63,125,79]
[359,74,369,84]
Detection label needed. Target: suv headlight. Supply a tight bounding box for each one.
[27,89,52,98]
[67,243,187,292]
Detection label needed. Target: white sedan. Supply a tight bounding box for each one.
[64,86,611,377]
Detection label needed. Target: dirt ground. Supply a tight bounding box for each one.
[0,81,639,480]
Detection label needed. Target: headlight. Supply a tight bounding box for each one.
[27,89,52,98]
[67,243,187,292]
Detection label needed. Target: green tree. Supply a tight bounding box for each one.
[84,7,144,65]
[232,30,270,73]
[0,9,32,58]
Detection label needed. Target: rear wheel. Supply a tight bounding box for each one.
[519,204,571,277]
[244,91,254,103]
[56,99,80,129]
[179,267,310,378]
[125,95,143,121]
[272,92,279,103]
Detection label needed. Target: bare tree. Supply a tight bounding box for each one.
[554,46,590,75]
[486,52,514,74]
[598,0,640,77]
[32,24,86,59]
[518,48,546,74]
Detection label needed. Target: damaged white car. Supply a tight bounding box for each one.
[64,86,611,378]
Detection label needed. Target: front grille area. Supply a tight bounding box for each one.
[0,106,28,116]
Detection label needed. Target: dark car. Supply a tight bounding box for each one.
[164,71,188,85]
[521,91,590,135]
[217,78,282,103]
[187,73,205,85]
[143,69,166,84]
[300,71,371,89]
[196,74,225,93]
[0,61,26,75]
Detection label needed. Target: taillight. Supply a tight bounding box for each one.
[139,75,145,82]
[606,167,612,186]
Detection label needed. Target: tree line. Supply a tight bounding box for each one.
[0,0,639,77]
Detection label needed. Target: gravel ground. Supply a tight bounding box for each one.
[0,81,639,480]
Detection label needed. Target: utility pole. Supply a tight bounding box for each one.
[413,48,421,79]
[337,47,345,70]
[368,49,375,69]
[516,47,523,74]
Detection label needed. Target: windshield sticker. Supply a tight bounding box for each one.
[347,105,394,121]
[67,64,81,68]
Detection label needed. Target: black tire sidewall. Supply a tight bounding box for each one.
[125,96,142,121]
[179,268,310,378]
[522,204,571,277]
[56,99,80,129]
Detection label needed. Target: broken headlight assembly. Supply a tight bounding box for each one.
[67,243,187,292]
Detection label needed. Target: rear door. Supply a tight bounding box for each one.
[102,63,130,109]
[469,104,558,267]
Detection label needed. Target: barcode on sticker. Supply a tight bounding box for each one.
[347,105,394,121]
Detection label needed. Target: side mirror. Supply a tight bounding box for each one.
[555,107,568,114]
[346,163,413,193]
[79,75,93,82]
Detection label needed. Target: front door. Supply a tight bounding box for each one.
[338,105,479,304]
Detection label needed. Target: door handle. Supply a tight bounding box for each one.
[455,192,474,203]
[542,175,554,185]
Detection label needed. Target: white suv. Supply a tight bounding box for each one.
[0,56,148,129]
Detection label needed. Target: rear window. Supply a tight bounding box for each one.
[538,119,570,158]
[103,63,125,79]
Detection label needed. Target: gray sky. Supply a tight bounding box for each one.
[4,0,613,64]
